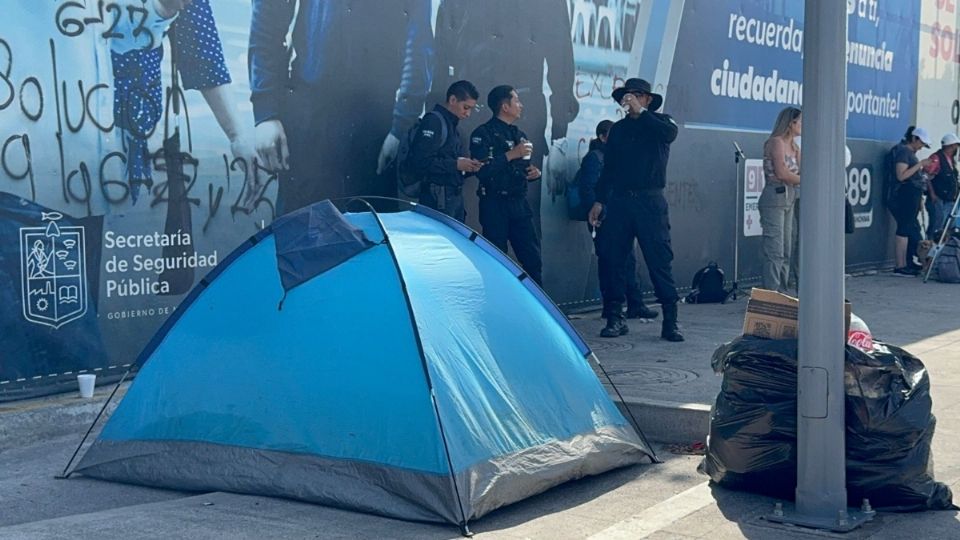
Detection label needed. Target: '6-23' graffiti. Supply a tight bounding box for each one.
[56,1,157,50]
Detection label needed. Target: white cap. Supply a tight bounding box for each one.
[942,132,960,146]
[913,127,932,147]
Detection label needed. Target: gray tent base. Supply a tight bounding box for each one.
[75,425,649,528]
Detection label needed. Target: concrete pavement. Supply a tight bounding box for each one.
[0,272,958,538]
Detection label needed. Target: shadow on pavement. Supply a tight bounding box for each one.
[470,460,659,534]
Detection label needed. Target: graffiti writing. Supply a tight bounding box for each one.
[55,0,156,50]
[0,39,114,131]
[664,180,702,212]
[224,156,278,223]
[1,134,36,201]
[0,35,272,228]
[574,69,626,100]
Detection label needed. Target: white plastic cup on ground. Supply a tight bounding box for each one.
[77,374,96,399]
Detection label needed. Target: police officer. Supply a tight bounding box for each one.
[408,81,483,221]
[581,120,659,322]
[589,79,683,342]
[470,85,543,284]
[431,0,579,229]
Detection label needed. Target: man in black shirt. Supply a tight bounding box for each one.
[407,81,483,221]
[589,79,683,342]
[470,86,543,284]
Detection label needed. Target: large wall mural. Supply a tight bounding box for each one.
[0,1,926,399]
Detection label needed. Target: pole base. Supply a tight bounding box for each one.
[725,281,748,302]
[765,501,875,532]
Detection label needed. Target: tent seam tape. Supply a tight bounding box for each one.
[352,200,471,529]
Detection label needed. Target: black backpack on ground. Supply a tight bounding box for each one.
[935,236,960,283]
[396,110,448,198]
[685,262,728,304]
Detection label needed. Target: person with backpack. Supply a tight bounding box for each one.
[925,133,960,239]
[887,126,935,276]
[405,81,484,222]
[577,120,659,331]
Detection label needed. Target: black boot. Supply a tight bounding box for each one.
[626,300,659,320]
[600,316,629,338]
[660,303,685,342]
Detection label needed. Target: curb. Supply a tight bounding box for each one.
[615,398,711,445]
[0,384,126,452]
[0,385,709,451]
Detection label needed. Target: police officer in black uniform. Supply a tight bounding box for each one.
[408,81,483,221]
[589,79,683,342]
[470,85,543,284]
[581,120,660,322]
[431,0,579,231]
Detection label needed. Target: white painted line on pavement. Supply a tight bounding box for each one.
[588,481,715,540]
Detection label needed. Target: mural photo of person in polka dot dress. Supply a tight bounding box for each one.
[109,0,256,205]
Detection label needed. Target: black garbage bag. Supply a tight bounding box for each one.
[700,336,955,511]
[700,337,799,499]
[844,342,954,511]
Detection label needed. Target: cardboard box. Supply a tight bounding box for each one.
[743,288,851,340]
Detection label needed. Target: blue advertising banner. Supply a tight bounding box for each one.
[669,0,920,141]
[0,0,925,401]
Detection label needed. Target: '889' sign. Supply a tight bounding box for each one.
[846,164,874,229]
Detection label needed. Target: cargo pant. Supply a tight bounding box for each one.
[759,183,796,293]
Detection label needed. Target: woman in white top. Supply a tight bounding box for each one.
[760,107,802,293]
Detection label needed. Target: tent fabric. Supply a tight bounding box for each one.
[75,439,460,523]
[74,202,651,528]
[410,204,591,359]
[272,199,376,292]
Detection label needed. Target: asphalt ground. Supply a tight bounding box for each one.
[1,272,957,538]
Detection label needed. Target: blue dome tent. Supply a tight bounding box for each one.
[71,200,654,533]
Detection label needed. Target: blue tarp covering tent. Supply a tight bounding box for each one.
[74,201,653,531]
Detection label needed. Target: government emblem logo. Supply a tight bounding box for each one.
[20,212,87,328]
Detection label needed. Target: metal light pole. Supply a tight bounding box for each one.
[767,1,873,531]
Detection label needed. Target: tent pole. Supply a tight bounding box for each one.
[345,198,472,533]
[588,353,660,463]
[56,368,133,479]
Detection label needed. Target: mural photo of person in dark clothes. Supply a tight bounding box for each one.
[249,0,433,214]
[110,0,254,204]
[431,0,579,229]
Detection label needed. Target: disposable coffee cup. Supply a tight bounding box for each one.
[522,141,533,160]
[77,374,96,399]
